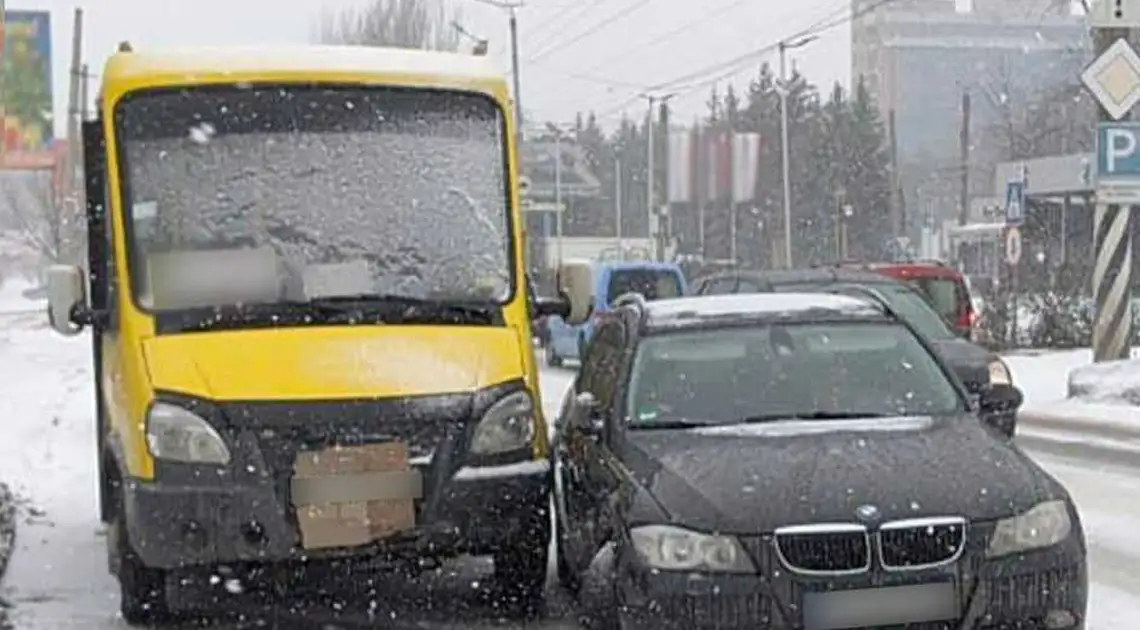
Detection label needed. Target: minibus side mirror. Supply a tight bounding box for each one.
[46,264,88,336]
[556,261,593,325]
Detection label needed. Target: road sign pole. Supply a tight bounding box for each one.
[1091,26,1135,362]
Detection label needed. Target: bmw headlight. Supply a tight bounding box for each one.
[470,391,536,455]
[145,402,231,465]
[988,358,1013,386]
[630,524,755,573]
[986,500,1072,558]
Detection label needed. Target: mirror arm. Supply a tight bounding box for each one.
[69,304,108,328]
[535,295,571,319]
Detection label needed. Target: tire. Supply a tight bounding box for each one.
[493,511,550,617]
[555,512,580,593]
[553,465,580,593]
[110,489,172,626]
[545,342,563,368]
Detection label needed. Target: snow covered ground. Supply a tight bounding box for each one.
[1,277,1138,627]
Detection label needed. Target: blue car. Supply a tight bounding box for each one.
[544,261,687,367]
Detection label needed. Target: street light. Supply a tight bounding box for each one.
[777,34,817,269]
[451,21,490,55]
[469,0,525,135]
[546,122,572,264]
[643,92,675,262]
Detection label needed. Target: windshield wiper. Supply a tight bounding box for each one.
[736,411,890,424]
[629,417,717,430]
[285,294,497,322]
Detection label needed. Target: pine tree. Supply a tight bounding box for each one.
[844,76,892,260]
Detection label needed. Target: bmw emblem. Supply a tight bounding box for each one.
[855,504,880,523]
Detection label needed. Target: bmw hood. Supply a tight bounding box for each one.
[623,416,1060,534]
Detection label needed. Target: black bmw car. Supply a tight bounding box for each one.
[553,292,1086,630]
[691,267,1020,435]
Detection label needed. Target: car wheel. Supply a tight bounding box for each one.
[545,342,563,367]
[553,465,580,593]
[111,506,172,626]
[493,511,550,617]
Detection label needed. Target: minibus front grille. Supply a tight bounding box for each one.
[216,394,473,511]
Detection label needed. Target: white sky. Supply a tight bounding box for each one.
[18,0,852,137]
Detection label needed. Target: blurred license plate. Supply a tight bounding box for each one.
[803,582,957,630]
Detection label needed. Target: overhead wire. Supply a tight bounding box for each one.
[662,0,893,94]
[571,0,755,74]
[585,0,897,120]
[523,0,608,46]
[527,0,657,63]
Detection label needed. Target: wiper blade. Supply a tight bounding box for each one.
[306,294,494,316]
[275,294,496,322]
[629,418,715,430]
[737,411,890,423]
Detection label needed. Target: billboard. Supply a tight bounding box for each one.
[2,11,54,152]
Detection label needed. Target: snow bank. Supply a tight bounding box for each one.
[0,276,42,315]
[1068,358,1140,404]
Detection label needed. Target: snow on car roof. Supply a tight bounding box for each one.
[103,45,505,85]
[644,292,884,323]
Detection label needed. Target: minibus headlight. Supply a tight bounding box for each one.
[145,402,231,465]
[470,391,535,455]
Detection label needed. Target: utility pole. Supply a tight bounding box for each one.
[79,64,89,120]
[63,7,83,265]
[657,98,672,262]
[646,95,655,260]
[887,109,900,236]
[1086,18,1135,362]
[957,88,970,226]
[615,157,623,259]
[0,0,6,164]
[470,0,525,134]
[777,35,816,269]
[644,93,674,262]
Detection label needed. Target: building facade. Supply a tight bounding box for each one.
[851,0,1088,238]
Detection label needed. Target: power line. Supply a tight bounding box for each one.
[522,0,605,44]
[584,0,898,119]
[654,0,894,93]
[576,0,846,76]
[571,0,754,75]
[528,0,656,63]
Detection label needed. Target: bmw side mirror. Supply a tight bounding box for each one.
[978,385,1022,439]
[571,392,605,438]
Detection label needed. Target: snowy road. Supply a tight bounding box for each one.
[1,317,1139,627]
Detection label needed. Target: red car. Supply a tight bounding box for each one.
[836,260,976,338]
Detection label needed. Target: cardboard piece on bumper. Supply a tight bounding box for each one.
[291,442,420,550]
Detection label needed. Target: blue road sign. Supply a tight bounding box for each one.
[1005,180,1024,226]
[1097,122,1140,180]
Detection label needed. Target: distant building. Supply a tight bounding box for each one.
[850,0,1087,235]
[518,125,602,271]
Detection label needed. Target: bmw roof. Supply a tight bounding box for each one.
[698,267,904,287]
[639,293,890,332]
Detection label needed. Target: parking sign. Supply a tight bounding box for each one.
[1005,181,1024,226]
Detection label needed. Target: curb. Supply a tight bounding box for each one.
[1016,408,1140,469]
[1017,408,1140,445]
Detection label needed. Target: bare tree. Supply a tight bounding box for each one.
[317,0,463,52]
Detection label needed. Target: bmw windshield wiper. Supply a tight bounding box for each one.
[629,417,717,430]
[736,411,890,424]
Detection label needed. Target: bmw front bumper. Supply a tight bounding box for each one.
[611,526,1087,630]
